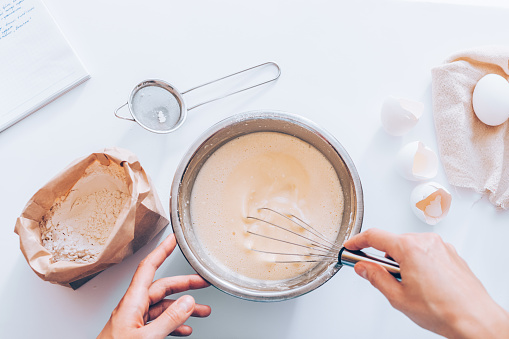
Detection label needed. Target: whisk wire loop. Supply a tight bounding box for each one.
[246,230,332,255]
[250,248,337,259]
[258,207,340,251]
[246,208,402,280]
[246,207,340,261]
[246,215,333,253]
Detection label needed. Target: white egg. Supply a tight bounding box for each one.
[396,141,438,181]
[410,182,452,225]
[381,96,423,136]
[472,74,509,126]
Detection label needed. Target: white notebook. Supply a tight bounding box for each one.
[0,0,90,132]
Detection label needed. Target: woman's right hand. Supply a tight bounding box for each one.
[343,229,509,339]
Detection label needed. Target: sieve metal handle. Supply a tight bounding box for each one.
[182,61,281,111]
[339,247,401,281]
[114,102,135,121]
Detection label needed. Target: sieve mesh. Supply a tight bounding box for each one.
[131,85,183,132]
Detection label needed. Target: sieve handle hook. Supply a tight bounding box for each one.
[182,61,281,111]
[114,102,135,121]
[339,247,402,281]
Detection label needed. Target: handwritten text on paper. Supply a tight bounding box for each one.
[0,0,35,41]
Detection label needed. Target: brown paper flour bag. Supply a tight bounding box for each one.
[14,147,169,288]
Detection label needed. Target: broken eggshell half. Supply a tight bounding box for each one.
[410,182,452,225]
[396,141,438,181]
[381,96,424,136]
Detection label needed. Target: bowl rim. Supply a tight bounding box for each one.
[170,110,364,302]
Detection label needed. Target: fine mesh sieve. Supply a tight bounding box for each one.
[114,62,281,134]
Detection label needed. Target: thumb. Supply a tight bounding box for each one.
[146,295,195,336]
[355,262,402,304]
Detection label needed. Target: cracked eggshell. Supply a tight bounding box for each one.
[381,96,424,136]
[410,182,452,225]
[396,141,438,181]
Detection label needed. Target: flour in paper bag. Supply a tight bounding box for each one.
[40,161,130,263]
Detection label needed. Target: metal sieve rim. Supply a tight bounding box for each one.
[127,79,187,134]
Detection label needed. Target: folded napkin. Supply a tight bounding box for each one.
[431,46,509,209]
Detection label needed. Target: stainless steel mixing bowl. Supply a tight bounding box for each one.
[170,110,363,301]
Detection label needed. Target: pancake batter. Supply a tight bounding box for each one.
[191,132,344,281]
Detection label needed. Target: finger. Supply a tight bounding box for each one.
[146,295,196,336]
[170,325,193,337]
[149,275,210,305]
[130,234,177,292]
[355,262,403,306]
[446,242,457,254]
[344,229,400,258]
[384,253,396,261]
[148,299,211,321]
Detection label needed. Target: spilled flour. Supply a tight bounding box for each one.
[40,160,130,264]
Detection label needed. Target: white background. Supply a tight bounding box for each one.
[1,0,509,338]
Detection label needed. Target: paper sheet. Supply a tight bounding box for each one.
[0,0,90,132]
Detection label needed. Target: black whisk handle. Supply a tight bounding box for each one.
[339,247,401,281]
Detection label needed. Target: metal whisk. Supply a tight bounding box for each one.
[246,207,401,280]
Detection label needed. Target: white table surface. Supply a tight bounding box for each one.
[2,0,509,338]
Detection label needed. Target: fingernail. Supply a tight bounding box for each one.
[177,296,194,313]
[356,265,368,280]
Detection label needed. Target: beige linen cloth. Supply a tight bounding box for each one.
[431,46,509,209]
